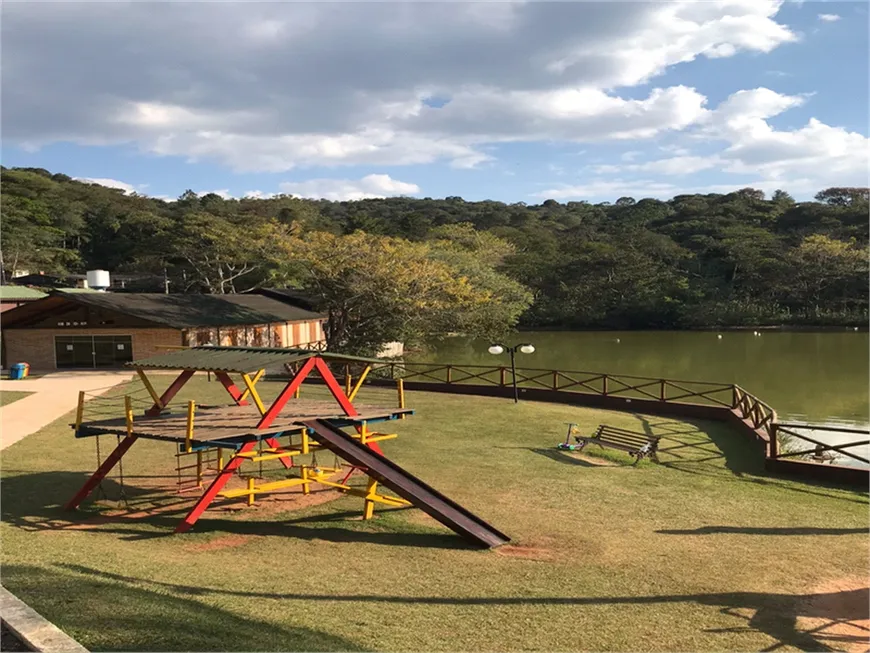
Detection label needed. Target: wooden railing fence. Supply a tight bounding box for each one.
[295,359,869,478]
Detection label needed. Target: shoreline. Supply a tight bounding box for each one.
[516,325,867,333]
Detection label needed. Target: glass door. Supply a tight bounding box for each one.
[94,335,132,367]
[55,335,133,368]
[55,336,96,368]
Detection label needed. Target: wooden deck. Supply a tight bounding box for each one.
[75,400,411,444]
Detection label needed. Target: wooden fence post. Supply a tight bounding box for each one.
[602,375,608,396]
[769,423,778,458]
[446,366,452,384]
[553,371,559,390]
[660,380,666,401]
[499,367,506,387]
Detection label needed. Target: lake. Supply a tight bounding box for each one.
[410,330,869,427]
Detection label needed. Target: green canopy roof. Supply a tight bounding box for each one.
[0,285,48,301]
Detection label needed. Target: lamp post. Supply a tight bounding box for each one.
[488,343,536,403]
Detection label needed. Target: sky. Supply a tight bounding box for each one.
[1,0,867,203]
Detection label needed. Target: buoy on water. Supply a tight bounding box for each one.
[717,334,723,339]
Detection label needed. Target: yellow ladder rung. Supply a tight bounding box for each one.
[243,451,301,463]
[350,432,398,443]
[219,477,309,498]
[340,487,411,507]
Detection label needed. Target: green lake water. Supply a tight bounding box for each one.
[411,330,869,427]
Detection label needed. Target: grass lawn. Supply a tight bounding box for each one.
[1,376,867,652]
[0,391,34,407]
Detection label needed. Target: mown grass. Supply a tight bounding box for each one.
[1,375,867,652]
[0,391,33,407]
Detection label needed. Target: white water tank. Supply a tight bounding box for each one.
[86,269,111,291]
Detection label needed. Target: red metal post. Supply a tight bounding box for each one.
[175,440,257,533]
[145,370,196,416]
[313,357,384,456]
[256,358,317,429]
[64,434,139,510]
[213,371,249,406]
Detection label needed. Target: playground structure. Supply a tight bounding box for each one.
[66,346,510,548]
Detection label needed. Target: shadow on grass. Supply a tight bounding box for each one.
[2,564,366,652]
[612,417,870,505]
[0,471,476,550]
[527,447,617,467]
[56,563,870,653]
[657,525,868,536]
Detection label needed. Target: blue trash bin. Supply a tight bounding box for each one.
[9,363,27,380]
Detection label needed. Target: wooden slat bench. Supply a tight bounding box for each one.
[560,424,660,464]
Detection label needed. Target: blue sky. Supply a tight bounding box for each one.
[2,1,866,203]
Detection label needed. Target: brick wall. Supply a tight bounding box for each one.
[3,328,182,370]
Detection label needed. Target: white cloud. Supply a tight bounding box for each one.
[279,174,420,201]
[817,13,841,22]
[196,189,234,199]
[242,190,275,200]
[589,155,722,176]
[548,87,870,199]
[537,177,822,201]
[3,1,797,171]
[74,177,140,194]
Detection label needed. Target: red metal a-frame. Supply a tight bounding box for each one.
[65,355,384,532]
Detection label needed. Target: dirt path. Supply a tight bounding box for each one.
[0,371,132,450]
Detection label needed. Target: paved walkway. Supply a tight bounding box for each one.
[0,371,133,451]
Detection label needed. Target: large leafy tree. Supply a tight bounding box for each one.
[283,230,528,355]
[169,212,298,294]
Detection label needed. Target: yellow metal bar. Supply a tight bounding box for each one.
[75,391,85,431]
[301,466,310,495]
[363,478,378,520]
[294,386,301,399]
[239,369,265,402]
[247,477,255,506]
[347,366,371,402]
[356,432,398,443]
[125,395,134,437]
[241,373,267,416]
[136,369,163,409]
[196,451,203,488]
[345,373,352,397]
[301,429,309,454]
[185,400,196,453]
[360,421,368,445]
[220,477,310,498]
[397,379,405,419]
[217,448,224,471]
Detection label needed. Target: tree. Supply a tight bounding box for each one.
[427,223,533,339]
[170,212,297,293]
[783,235,868,316]
[283,231,527,355]
[814,187,869,207]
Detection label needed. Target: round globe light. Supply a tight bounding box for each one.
[488,344,505,355]
[519,344,536,354]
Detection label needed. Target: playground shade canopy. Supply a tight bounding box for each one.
[125,345,383,374]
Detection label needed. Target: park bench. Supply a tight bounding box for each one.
[560,424,661,464]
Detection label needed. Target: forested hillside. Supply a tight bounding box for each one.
[2,166,867,332]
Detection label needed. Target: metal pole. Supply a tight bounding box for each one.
[510,348,518,403]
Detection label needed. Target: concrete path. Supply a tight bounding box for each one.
[0,371,133,451]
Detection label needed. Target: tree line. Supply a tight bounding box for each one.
[1,166,867,353]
